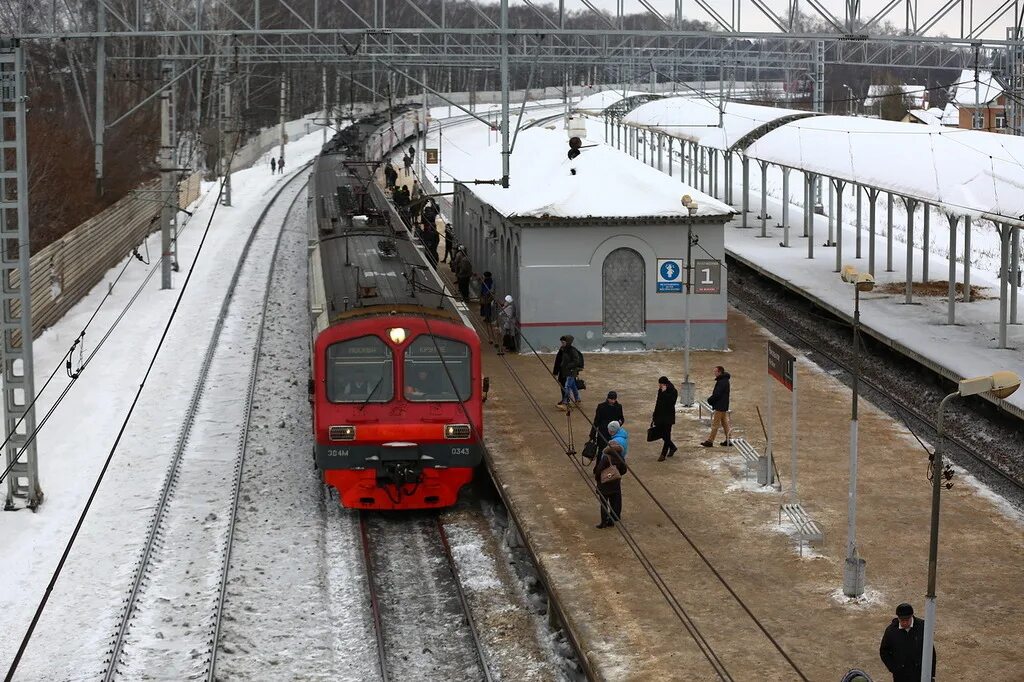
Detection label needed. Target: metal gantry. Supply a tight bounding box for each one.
[0,43,41,511]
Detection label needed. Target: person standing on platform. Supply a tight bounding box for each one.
[498,295,517,352]
[455,247,473,302]
[590,391,625,448]
[270,157,277,174]
[554,335,584,410]
[421,201,438,233]
[701,366,732,447]
[476,271,495,322]
[421,222,440,266]
[594,439,627,529]
[384,161,398,190]
[651,376,678,461]
[408,145,415,161]
[879,603,935,682]
[402,153,412,176]
[278,155,285,174]
[442,223,456,263]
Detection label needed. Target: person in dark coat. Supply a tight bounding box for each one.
[383,162,398,189]
[553,335,584,409]
[270,157,277,174]
[590,391,625,447]
[701,365,732,447]
[455,247,473,301]
[421,223,440,266]
[594,441,627,529]
[879,603,935,682]
[476,271,495,322]
[402,153,413,175]
[421,201,438,229]
[278,155,285,174]
[651,376,678,460]
[442,223,456,263]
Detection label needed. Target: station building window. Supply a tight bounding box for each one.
[995,114,1007,129]
[404,335,472,401]
[326,335,394,403]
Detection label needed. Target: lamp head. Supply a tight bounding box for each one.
[958,371,1021,398]
[840,265,859,283]
[855,273,875,292]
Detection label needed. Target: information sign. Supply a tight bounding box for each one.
[693,259,722,294]
[767,341,796,391]
[656,258,683,293]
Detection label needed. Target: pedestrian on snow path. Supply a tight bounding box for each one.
[701,366,732,447]
[270,157,277,174]
[651,376,678,461]
[594,437,627,529]
[590,391,624,448]
[278,156,285,174]
[879,603,935,682]
[553,335,584,409]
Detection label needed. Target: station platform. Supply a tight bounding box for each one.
[480,309,1024,681]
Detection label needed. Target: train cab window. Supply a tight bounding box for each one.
[403,335,471,402]
[326,336,395,403]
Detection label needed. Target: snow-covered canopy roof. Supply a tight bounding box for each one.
[906,109,941,126]
[621,97,817,151]
[951,69,1005,106]
[446,127,733,221]
[745,115,1024,224]
[574,89,646,114]
[863,84,927,108]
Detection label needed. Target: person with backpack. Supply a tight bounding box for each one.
[554,335,584,410]
[594,432,627,529]
[651,376,679,461]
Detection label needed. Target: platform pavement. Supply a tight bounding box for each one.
[480,309,1024,681]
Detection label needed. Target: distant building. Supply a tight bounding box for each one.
[863,84,928,112]
[949,69,1008,132]
[902,109,943,126]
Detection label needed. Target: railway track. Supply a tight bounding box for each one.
[359,512,494,682]
[727,256,1024,502]
[100,168,311,681]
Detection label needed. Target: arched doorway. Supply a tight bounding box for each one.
[602,248,645,335]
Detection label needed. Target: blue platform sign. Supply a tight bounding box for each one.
[656,258,683,293]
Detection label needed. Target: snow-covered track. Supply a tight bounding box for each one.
[101,167,312,681]
[358,512,494,682]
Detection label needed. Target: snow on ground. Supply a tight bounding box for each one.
[0,125,326,678]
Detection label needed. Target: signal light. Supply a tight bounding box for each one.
[568,136,582,160]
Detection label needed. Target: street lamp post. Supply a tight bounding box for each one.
[840,265,873,597]
[681,196,698,406]
[921,370,1021,681]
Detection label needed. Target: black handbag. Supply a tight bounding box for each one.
[576,378,587,390]
[646,425,660,442]
[582,440,598,462]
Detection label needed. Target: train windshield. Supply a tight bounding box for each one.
[326,335,395,403]
[403,335,471,402]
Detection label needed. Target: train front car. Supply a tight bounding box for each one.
[308,118,484,510]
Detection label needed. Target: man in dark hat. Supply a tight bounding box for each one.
[590,390,625,447]
[879,603,935,682]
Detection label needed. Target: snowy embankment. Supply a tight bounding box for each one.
[0,124,326,678]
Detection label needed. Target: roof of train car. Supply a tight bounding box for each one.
[312,140,462,323]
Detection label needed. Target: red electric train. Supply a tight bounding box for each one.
[307,114,485,510]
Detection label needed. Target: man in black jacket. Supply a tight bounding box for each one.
[701,365,732,447]
[652,376,678,460]
[553,335,584,409]
[879,603,935,682]
[590,391,625,446]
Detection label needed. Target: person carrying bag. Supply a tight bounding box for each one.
[594,443,627,529]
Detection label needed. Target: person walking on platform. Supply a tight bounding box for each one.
[652,376,678,461]
[384,161,398,189]
[270,157,277,174]
[455,247,473,302]
[498,295,517,352]
[594,439,627,529]
[421,222,440,266]
[422,200,438,231]
[554,335,584,410]
[442,223,456,263]
[880,603,935,682]
[590,391,625,448]
[476,271,495,322]
[402,153,413,176]
[278,155,285,174]
[701,366,732,447]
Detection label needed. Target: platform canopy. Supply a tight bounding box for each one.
[446,127,733,220]
[622,96,817,151]
[574,89,646,115]
[744,115,1024,225]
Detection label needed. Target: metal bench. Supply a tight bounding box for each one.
[730,438,760,478]
[778,503,824,555]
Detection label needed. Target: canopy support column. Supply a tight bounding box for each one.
[802,173,810,238]
[741,155,750,228]
[657,133,663,170]
[759,161,769,237]
[963,216,972,302]
[827,179,835,247]
[903,198,917,304]
[724,152,732,205]
[947,214,958,325]
[1010,227,1019,325]
[867,189,880,277]
[699,147,706,192]
[922,205,930,282]
[667,137,673,177]
[886,193,894,272]
[780,167,791,247]
[712,150,719,199]
[834,180,846,272]
[806,173,815,259]
[999,224,1010,349]
[855,185,863,258]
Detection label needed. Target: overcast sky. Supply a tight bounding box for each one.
[578,0,1015,39]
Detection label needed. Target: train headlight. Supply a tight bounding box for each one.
[444,424,472,439]
[329,425,356,441]
[388,327,407,344]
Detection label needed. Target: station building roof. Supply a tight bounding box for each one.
[574,89,646,114]
[621,96,817,151]
[447,127,734,222]
[743,115,1024,224]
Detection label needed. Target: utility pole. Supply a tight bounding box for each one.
[160,60,176,289]
[94,3,106,197]
[500,0,510,187]
[322,66,328,146]
[219,67,233,207]
[279,72,287,169]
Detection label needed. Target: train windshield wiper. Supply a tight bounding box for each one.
[358,373,385,411]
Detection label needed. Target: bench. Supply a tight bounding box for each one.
[730,438,760,478]
[778,503,824,555]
